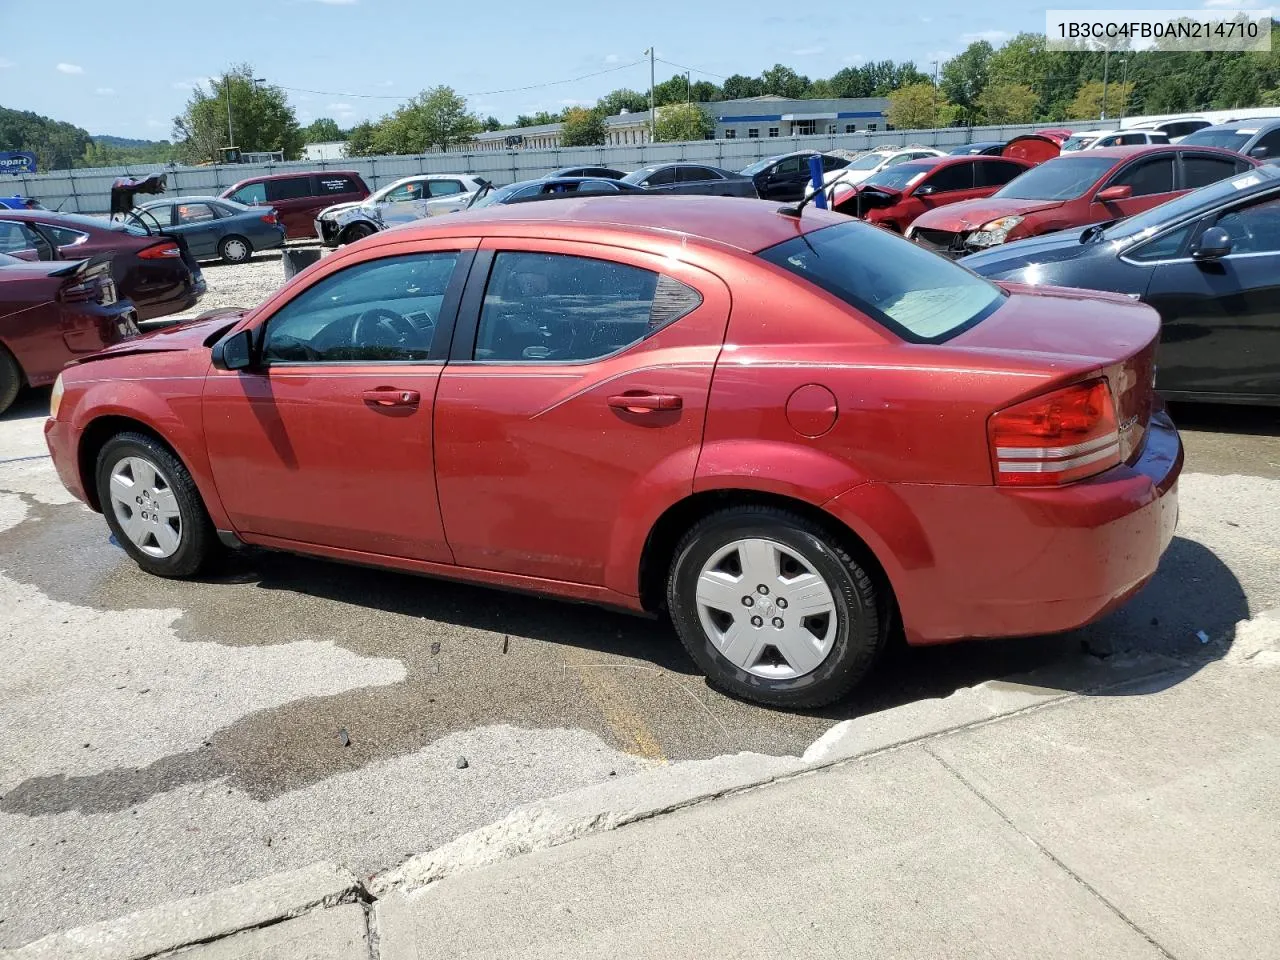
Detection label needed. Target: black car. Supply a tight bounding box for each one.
[548,166,626,180]
[466,177,646,210]
[620,163,759,198]
[738,152,849,201]
[961,163,1280,405]
[949,141,1007,156]
[1178,118,1280,161]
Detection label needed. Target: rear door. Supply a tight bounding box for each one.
[423,178,469,216]
[0,219,53,261]
[266,175,322,238]
[676,165,724,196]
[432,239,730,590]
[760,156,808,200]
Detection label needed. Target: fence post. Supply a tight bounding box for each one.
[370,156,377,190]
[69,170,81,213]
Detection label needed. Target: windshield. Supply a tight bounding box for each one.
[467,183,518,209]
[740,156,782,176]
[846,153,889,170]
[993,156,1116,201]
[758,220,1004,343]
[1179,128,1256,151]
[1060,135,1097,152]
[1103,166,1280,242]
[863,165,932,192]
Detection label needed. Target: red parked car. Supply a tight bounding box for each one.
[907,145,1254,257]
[220,170,369,240]
[0,252,138,414]
[0,210,205,320]
[44,197,1181,708]
[830,155,1033,233]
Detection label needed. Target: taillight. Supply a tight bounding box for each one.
[58,277,101,302]
[260,212,278,224]
[988,378,1120,487]
[138,242,182,260]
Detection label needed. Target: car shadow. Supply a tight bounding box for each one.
[1169,400,1280,438]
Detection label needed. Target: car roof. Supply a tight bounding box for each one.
[1198,118,1280,131]
[140,195,223,204]
[378,195,846,254]
[1056,144,1203,159]
[227,169,362,184]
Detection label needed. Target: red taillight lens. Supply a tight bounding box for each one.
[138,242,182,260]
[260,212,278,224]
[988,378,1120,487]
[59,278,101,303]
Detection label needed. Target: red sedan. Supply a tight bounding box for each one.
[0,252,139,414]
[907,145,1254,257]
[44,197,1181,708]
[830,155,1033,233]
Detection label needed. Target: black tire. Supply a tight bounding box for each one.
[340,222,376,245]
[218,235,253,264]
[95,431,216,578]
[0,345,22,416]
[667,506,882,709]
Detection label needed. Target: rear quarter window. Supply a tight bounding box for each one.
[758,220,1004,343]
[317,175,359,195]
[267,177,316,201]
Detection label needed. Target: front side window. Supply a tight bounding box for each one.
[1253,129,1280,157]
[43,224,90,246]
[1109,157,1176,197]
[262,252,458,364]
[383,181,425,203]
[473,252,700,363]
[921,163,973,193]
[774,156,804,176]
[267,177,314,202]
[1212,196,1280,255]
[643,166,679,186]
[229,182,267,205]
[176,202,219,224]
[758,220,1004,343]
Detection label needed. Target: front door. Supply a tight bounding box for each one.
[203,241,475,561]
[173,201,221,259]
[433,239,730,588]
[1147,193,1280,401]
[1091,154,1181,222]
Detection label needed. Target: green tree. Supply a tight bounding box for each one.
[654,102,713,142]
[654,75,692,106]
[171,65,303,163]
[886,83,946,129]
[976,82,1038,124]
[560,106,606,146]
[345,121,376,157]
[0,106,92,171]
[483,115,503,131]
[514,110,562,127]
[691,80,723,102]
[760,64,811,99]
[722,73,763,99]
[301,117,343,143]
[941,41,993,122]
[596,88,649,115]
[986,33,1045,89]
[369,85,480,154]
[1067,80,1134,120]
[1262,86,1280,107]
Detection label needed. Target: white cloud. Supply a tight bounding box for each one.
[307,0,358,4]
[791,45,825,56]
[920,15,933,22]
[146,119,167,129]
[604,53,620,63]
[0,58,14,69]
[95,87,115,96]
[1204,0,1258,6]
[328,102,355,113]
[961,29,1011,43]
[56,62,84,75]
[172,77,215,91]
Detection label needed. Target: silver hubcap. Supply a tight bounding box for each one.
[225,239,248,260]
[108,456,182,559]
[695,537,838,679]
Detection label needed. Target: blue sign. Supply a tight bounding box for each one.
[0,151,37,175]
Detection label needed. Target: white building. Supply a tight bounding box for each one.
[302,141,349,162]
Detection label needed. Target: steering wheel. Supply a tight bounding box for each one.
[351,307,418,349]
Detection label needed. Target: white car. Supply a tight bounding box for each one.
[1060,129,1169,152]
[813,147,946,195]
[315,174,487,246]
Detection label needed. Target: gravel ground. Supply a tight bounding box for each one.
[161,242,330,325]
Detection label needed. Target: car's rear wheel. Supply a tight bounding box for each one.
[0,345,22,416]
[341,222,376,244]
[218,235,253,264]
[95,432,215,578]
[667,506,882,708]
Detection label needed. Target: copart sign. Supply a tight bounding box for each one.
[0,152,37,175]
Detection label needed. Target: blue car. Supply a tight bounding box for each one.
[128,196,286,264]
[0,196,44,210]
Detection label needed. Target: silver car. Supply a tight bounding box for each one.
[314,174,487,246]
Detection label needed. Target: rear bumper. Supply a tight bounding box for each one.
[825,408,1183,645]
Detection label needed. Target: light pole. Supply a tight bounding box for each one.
[931,60,939,127]
[1101,48,1110,120]
[1119,59,1129,121]
[644,48,655,142]
[225,75,266,151]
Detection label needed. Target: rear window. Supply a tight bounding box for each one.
[317,174,358,195]
[758,220,1004,343]
[994,156,1117,200]
[267,177,315,201]
[1179,129,1253,151]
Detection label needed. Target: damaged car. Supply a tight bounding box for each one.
[315,174,488,246]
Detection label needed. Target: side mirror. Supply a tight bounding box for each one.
[211,328,254,371]
[1250,146,1269,160]
[1096,184,1133,202]
[914,184,938,196]
[1192,226,1233,261]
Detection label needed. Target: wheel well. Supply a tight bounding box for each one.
[77,416,176,512]
[339,221,374,243]
[220,234,250,248]
[638,489,899,625]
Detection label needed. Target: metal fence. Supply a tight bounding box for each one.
[9,120,1115,215]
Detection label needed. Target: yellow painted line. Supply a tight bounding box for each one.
[562,658,667,764]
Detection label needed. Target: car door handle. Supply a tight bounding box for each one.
[362,388,420,407]
[608,393,682,412]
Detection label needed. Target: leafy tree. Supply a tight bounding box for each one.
[345,121,376,157]
[514,110,562,128]
[976,82,1038,124]
[654,75,692,107]
[369,85,480,154]
[171,65,303,163]
[654,102,713,142]
[886,83,946,129]
[941,41,994,122]
[1067,80,1134,120]
[691,80,723,102]
[0,106,92,171]
[825,66,872,98]
[760,64,811,99]
[986,33,1046,89]
[483,115,502,131]
[596,88,649,115]
[1262,86,1280,107]
[560,106,607,146]
[722,73,763,99]
[82,138,175,166]
[301,117,343,143]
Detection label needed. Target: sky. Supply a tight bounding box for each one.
[0,0,1259,139]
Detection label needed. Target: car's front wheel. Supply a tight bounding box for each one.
[96,432,216,577]
[667,506,882,708]
[218,235,253,264]
[341,222,376,244]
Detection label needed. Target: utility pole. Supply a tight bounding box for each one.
[645,47,656,142]
[225,76,235,150]
[686,70,691,103]
[1101,48,1110,120]
[1119,59,1129,121]
[931,60,939,126]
